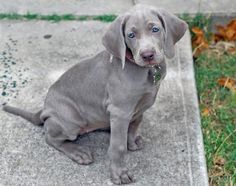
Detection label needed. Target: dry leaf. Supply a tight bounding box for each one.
[213,19,236,42]
[214,156,226,166]
[216,25,226,39]
[210,41,236,55]
[210,156,226,178]
[209,165,225,177]
[192,27,204,35]
[191,27,209,57]
[227,46,236,54]
[217,77,236,93]
[202,108,210,116]
[227,20,236,30]
[225,28,235,40]
[212,33,224,43]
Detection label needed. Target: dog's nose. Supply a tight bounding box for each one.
[140,50,155,61]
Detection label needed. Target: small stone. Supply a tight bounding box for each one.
[12,81,17,88]
[44,34,52,39]
[2,92,6,96]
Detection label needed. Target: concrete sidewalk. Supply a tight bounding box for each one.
[0,0,235,15]
[0,20,208,186]
[0,1,218,185]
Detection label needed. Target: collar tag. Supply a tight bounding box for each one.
[150,65,162,85]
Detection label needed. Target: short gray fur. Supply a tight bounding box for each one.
[0,20,208,185]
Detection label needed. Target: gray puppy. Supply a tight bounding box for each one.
[3,4,187,185]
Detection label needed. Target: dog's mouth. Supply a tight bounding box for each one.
[144,60,159,66]
[125,48,135,63]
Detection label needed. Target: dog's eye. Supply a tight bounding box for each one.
[152,26,160,33]
[127,32,135,38]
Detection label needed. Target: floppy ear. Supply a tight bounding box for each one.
[156,9,188,58]
[102,15,128,69]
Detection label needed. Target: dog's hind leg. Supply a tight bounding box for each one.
[44,117,93,165]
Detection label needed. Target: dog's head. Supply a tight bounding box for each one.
[102,4,188,68]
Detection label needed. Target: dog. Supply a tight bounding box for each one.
[3,4,187,185]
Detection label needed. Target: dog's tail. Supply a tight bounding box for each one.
[2,103,43,126]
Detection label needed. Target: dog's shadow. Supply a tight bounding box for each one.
[74,128,111,161]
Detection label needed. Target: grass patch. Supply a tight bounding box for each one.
[0,13,116,22]
[0,13,22,20]
[180,13,211,31]
[93,15,117,22]
[195,52,236,185]
[180,13,212,38]
[23,13,39,20]
[183,13,236,185]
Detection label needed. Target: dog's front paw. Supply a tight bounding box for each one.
[128,135,144,151]
[110,165,134,185]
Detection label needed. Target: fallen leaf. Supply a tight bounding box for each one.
[209,165,225,177]
[210,41,236,55]
[213,19,236,42]
[227,46,236,54]
[191,27,209,57]
[217,77,236,93]
[212,33,224,43]
[202,108,210,116]
[227,20,236,30]
[214,156,226,166]
[216,25,226,39]
[192,27,204,36]
[225,28,235,40]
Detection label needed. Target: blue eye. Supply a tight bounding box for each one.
[152,26,160,33]
[128,32,135,38]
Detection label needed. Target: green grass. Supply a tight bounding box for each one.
[0,13,116,22]
[195,53,236,185]
[182,13,236,185]
[180,13,212,39]
[180,13,211,31]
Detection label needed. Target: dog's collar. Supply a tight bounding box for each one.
[124,56,163,85]
[149,64,162,85]
[117,51,163,84]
